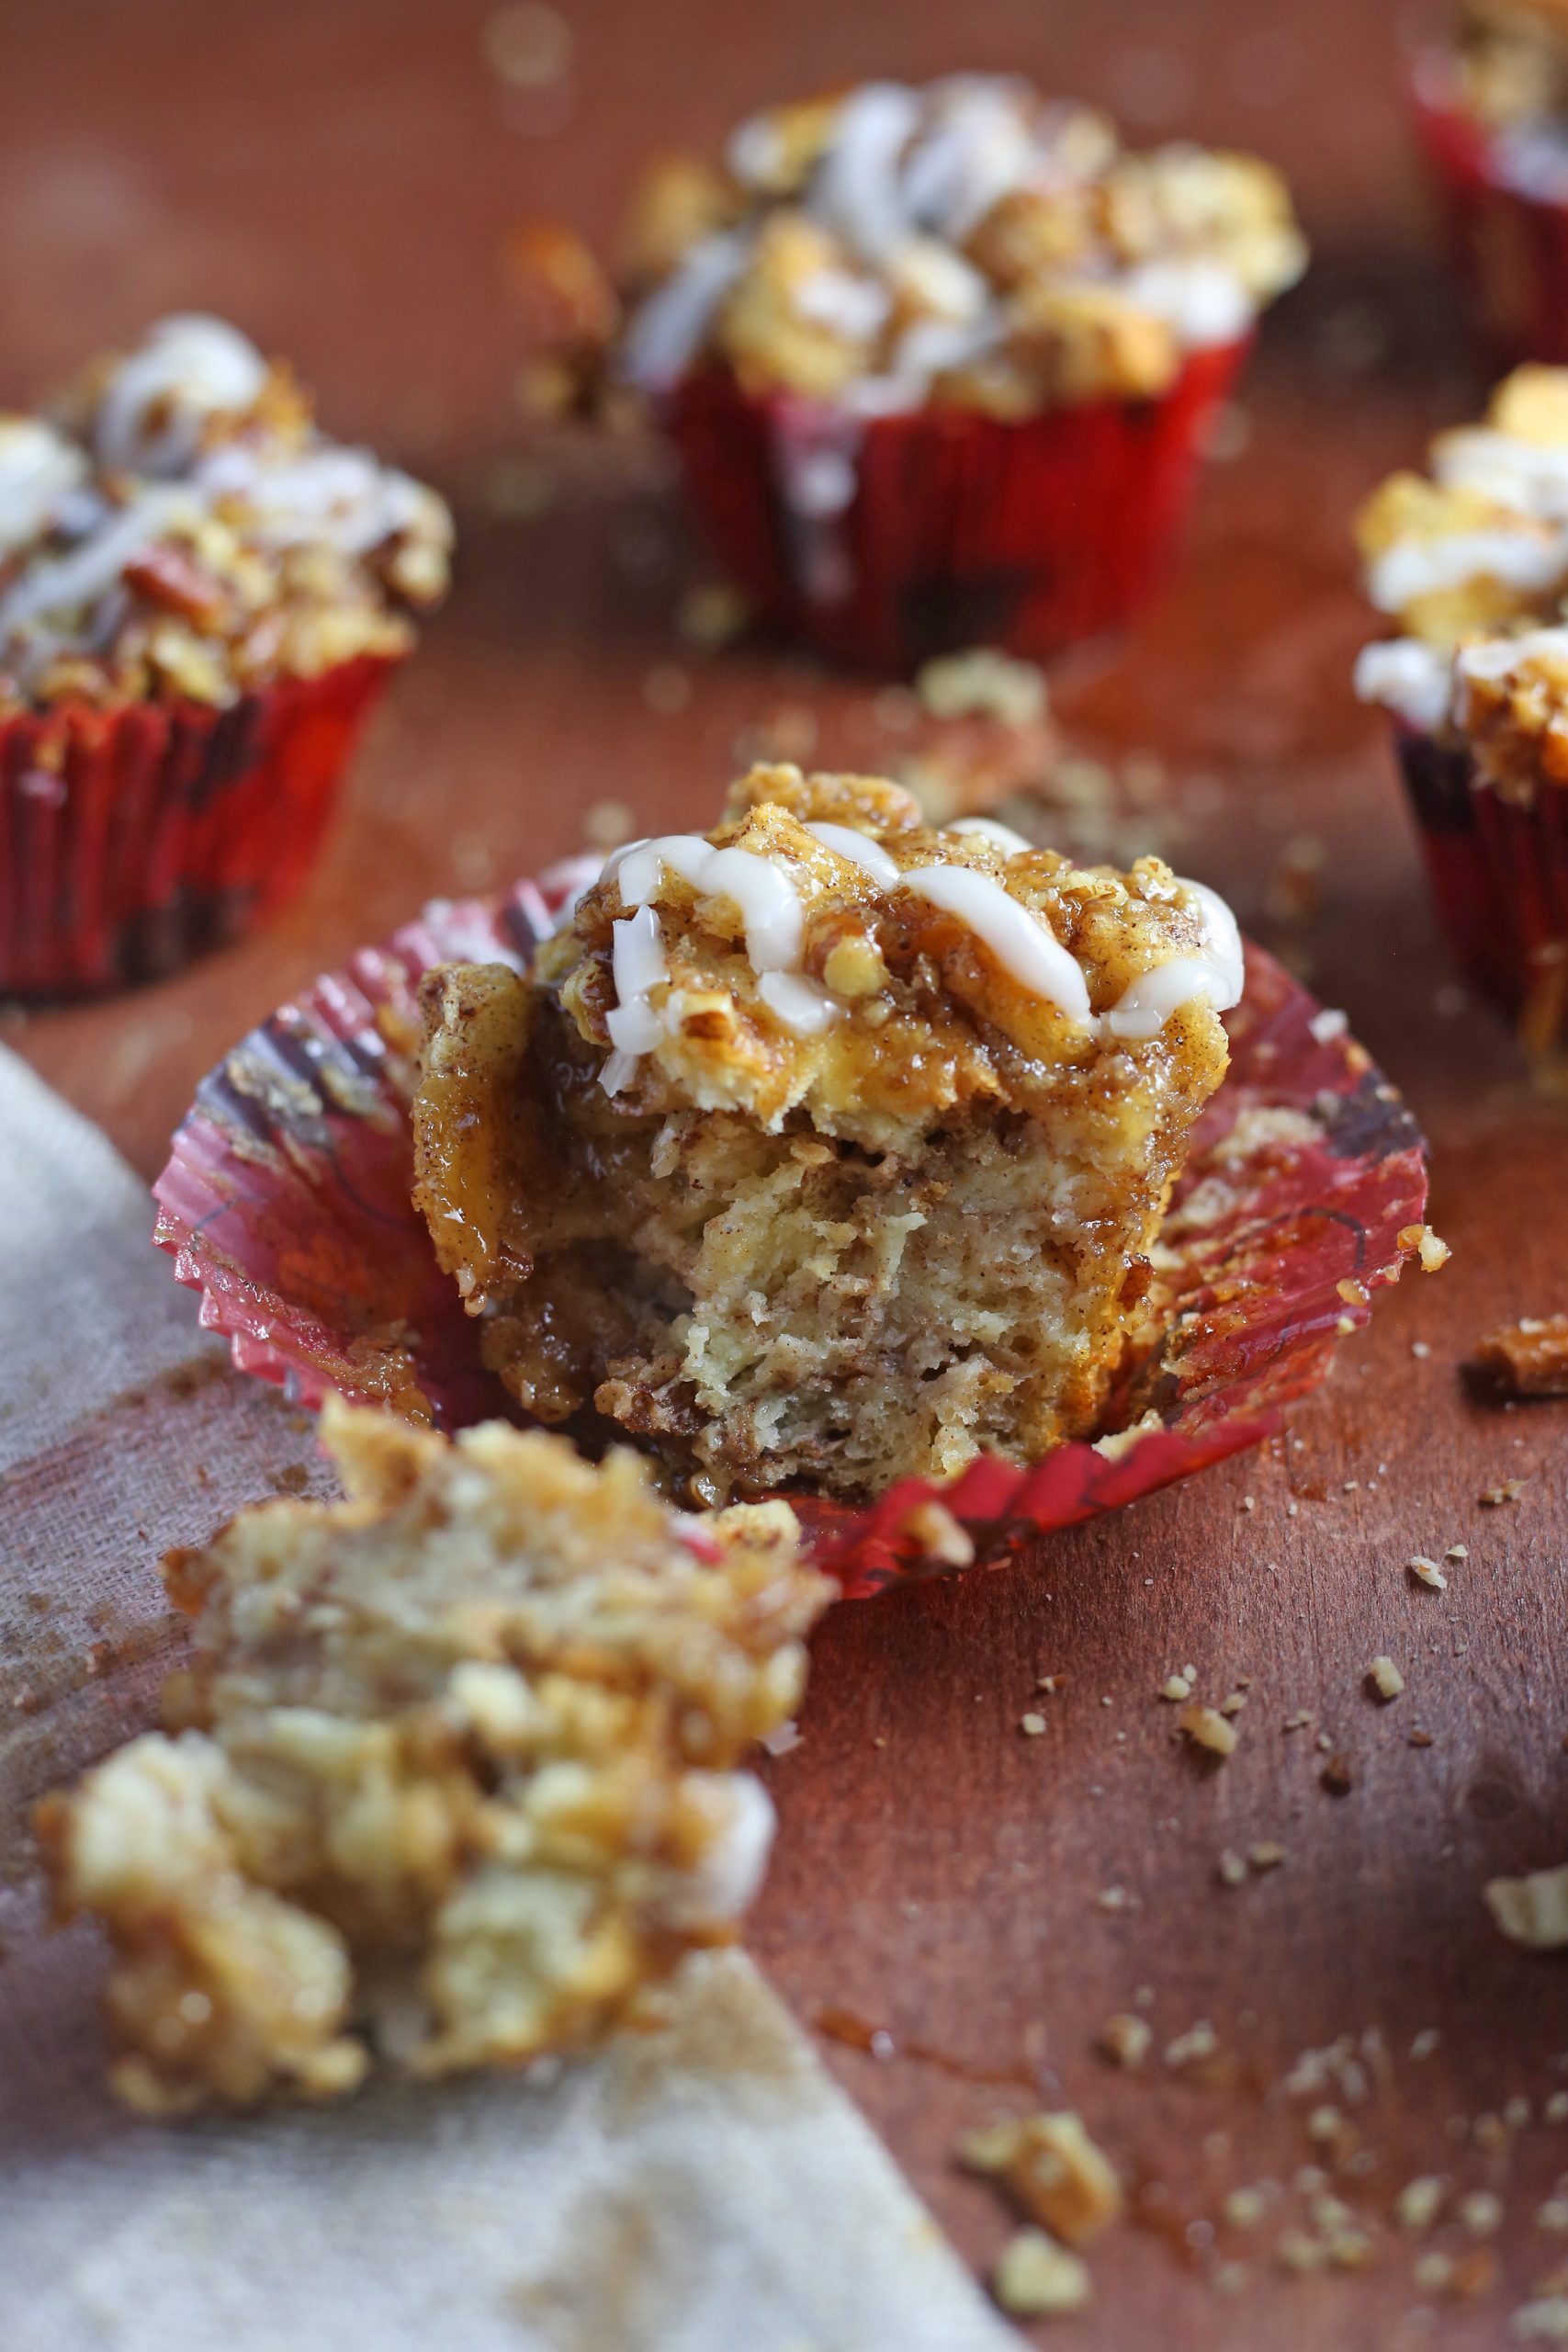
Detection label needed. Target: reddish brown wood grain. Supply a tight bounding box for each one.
[7,3,1568,2344]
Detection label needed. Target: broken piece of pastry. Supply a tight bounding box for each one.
[412,764,1242,1502]
[39,1400,825,2113]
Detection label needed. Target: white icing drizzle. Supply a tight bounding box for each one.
[0,486,196,639]
[601,831,821,1092]
[1102,880,1245,1040]
[96,315,269,478]
[900,863,1095,1026]
[605,904,669,1055]
[1353,639,1453,730]
[1452,627,1568,740]
[0,420,87,556]
[947,815,1035,854]
[621,75,1278,424]
[1113,256,1253,348]
[791,269,892,342]
[0,313,447,690]
[811,83,925,266]
[197,443,435,558]
[595,820,1242,1093]
[1494,122,1568,206]
[1365,527,1568,614]
[805,819,902,884]
[1360,625,1568,736]
[1435,426,1568,516]
[899,74,1042,240]
[757,970,840,1034]
[618,834,805,969]
[618,230,752,393]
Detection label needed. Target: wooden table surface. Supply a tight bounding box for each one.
[9,3,1568,2344]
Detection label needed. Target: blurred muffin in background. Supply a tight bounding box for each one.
[519,76,1303,672]
[0,315,452,996]
[1355,362,1568,1057]
[1416,1,1568,362]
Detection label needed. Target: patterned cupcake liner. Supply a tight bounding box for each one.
[0,654,395,998]
[1414,71,1568,365]
[659,345,1247,673]
[153,863,1428,1599]
[1395,723,1568,1050]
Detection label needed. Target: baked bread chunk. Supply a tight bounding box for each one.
[413,767,1239,1502]
[39,1401,824,2112]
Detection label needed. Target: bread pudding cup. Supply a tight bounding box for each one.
[411,766,1242,1505]
[527,76,1303,668]
[0,315,451,993]
[1356,362,1568,1052]
[1416,2,1568,363]
[155,827,1430,1585]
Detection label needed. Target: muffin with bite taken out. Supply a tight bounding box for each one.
[412,764,1242,1504]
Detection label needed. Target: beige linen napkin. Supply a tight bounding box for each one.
[0,1045,1013,2352]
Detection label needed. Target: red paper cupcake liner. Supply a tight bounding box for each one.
[659,345,1248,673]
[0,653,395,998]
[1394,722,1568,1046]
[153,865,1428,1600]
[1414,67,1568,365]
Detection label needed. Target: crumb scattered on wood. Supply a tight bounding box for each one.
[1179,1703,1238,1758]
[1480,1479,1527,1506]
[1164,2020,1220,2069]
[1511,2295,1568,2341]
[1459,2189,1504,2236]
[1395,2177,1446,2231]
[1408,1555,1448,1589]
[1368,1656,1405,1702]
[991,2228,1091,2318]
[916,647,1048,729]
[1475,1315,1568,1397]
[1398,1222,1451,1272]
[1485,1862,1568,1950]
[958,2110,1123,2245]
[900,1498,976,1566]
[1098,2013,1152,2070]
